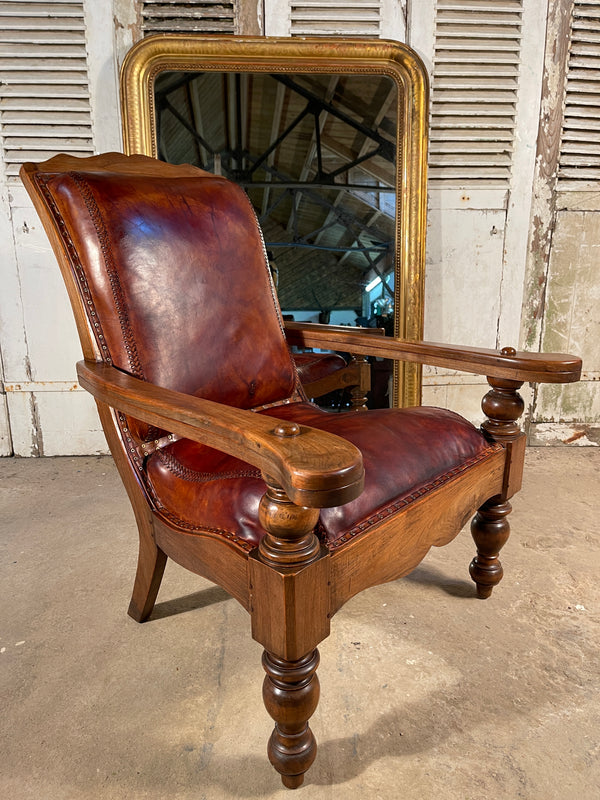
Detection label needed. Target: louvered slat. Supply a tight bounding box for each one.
[290,0,381,37]
[559,1,600,185]
[430,0,523,186]
[141,1,236,34]
[0,1,93,179]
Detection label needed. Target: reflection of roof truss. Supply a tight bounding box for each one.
[244,74,395,184]
[154,70,397,305]
[252,183,390,275]
[155,72,395,180]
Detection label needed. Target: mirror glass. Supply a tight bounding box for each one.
[154,70,397,329]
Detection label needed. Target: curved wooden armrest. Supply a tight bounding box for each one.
[77,360,364,508]
[284,322,582,384]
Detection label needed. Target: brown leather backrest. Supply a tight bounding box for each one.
[31,160,298,410]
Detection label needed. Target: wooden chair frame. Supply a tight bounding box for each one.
[21,150,581,790]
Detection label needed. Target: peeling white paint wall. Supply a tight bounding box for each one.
[522,0,600,445]
[0,0,120,456]
[530,200,600,445]
[1,183,111,456]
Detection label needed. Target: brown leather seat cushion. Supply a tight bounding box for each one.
[145,403,498,550]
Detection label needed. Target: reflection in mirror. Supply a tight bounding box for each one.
[154,71,397,335]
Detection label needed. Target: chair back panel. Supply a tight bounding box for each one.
[40,167,298,409]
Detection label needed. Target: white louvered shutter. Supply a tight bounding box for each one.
[558,0,600,186]
[289,0,381,36]
[265,0,405,38]
[0,0,94,180]
[430,0,523,186]
[141,0,237,35]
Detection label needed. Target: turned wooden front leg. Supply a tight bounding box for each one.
[250,465,329,788]
[470,367,525,598]
[263,649,320,789]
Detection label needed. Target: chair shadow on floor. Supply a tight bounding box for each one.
[204,668,529,795]
[404,562,476,598]
[148,585,232,620]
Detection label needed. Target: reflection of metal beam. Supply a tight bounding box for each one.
[235,73,243,171]
[298,214,343,244]
[155,71,202,99]
[249,161,389,248]
[328,146,383,179]
[244,181,394,192]
[262,83,286,213]
[162,100,215,154]
[356,83,396,162]
[250,103,312,175]
[320,133,394,186]
[273,74,394,159]
[257,183,292,223]
[288,76,337,234]
[188,76,209,166]
[362,252,395,299]
[313,192,344,248]
[255,189,389,264]
[265,241,387,253]
[184,82,202,165]
[225,73,245,173]
[296,78,339,179]
[339,209,383,266]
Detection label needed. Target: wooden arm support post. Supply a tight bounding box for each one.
[348,353,371,410]
[470,367,526,598]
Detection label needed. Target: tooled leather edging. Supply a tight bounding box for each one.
[36,174,113,364]
[153,505,256,553]
[68,172,146,380]
[322,443,504,550]
[155,448,261,483]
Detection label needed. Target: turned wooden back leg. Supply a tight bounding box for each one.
[470,369,526,598]
[348,354,371,411]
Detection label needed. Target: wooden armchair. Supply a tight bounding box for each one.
[21,152,581,790]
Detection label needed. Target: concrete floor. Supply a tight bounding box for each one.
[1,448,599,800]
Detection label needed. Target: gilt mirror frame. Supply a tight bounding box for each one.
[120,35,428,407]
